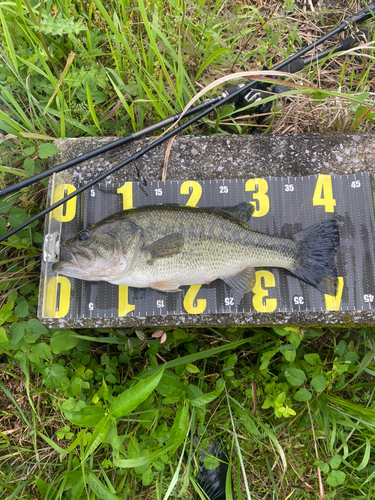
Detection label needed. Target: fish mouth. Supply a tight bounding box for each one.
[69,244,94,265]
[63,243,95,267]
[52,243,95,276]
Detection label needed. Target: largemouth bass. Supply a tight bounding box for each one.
[52,203,340,296]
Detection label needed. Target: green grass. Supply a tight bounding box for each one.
[2,324,375,498]
[1,0,375,498]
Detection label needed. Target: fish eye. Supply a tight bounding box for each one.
[79,231,90,241]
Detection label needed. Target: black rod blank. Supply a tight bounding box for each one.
[0,97,223,199]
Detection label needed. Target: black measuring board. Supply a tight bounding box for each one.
[39,173,375,325]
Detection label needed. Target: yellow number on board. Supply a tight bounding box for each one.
[118,285,135,316]
[245,178,269,217]
[183,285,207,314]
[252,271,277,312]
[325,277,344,311]
[52,184,77,222]
[180,181,202,207]
[117,186,135,314]
[313,175,336,213]
[117,182,134,210]
[45,276,71,318]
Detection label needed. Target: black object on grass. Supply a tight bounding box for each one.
[194,440,231,500]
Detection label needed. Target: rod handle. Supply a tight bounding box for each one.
[344,3,375,26]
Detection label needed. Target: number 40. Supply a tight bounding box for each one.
[313,175,336,213]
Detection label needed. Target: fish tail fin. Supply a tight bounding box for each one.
[292,219,340,296]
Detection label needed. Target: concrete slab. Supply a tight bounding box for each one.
[50,133,375,181]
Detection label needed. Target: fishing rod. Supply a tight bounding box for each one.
[0,95,232,198]
[238,29,369,120]
[302,29,368,65]
[0,2,374,245]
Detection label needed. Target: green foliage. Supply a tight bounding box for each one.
[315,455,346,487]
[34,13,87,37]
[2,311,375,498]
[38,143,59,159]
[50,330,79,353]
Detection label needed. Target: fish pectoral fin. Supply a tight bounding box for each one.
[151,280,181,292]
[143,233,184,263]
[222,267,256,294]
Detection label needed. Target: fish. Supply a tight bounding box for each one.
[52,202,340,296]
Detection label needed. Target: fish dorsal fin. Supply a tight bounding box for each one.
[222,267,256,294]
[143,233,184,263]
[212,202,254,226]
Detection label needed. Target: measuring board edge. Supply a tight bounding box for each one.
[38,173,375,328]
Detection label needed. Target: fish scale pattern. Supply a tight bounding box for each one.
[56,205,305,291]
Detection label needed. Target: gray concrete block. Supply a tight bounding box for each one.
[50,133,375,181]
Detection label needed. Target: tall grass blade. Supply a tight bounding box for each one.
[195,47,230,81]
[83,415,111,460]
[86,83,102,135]
[354,437,371,471]
[0,6,18,71]
[38,431,67,459]
[162,409,193,499]
[225,385,252,500]
[143,335,263,377]
[45,51,75,112]
[113,442,182,468]
[87,472,122,500]
[137,0,176,95]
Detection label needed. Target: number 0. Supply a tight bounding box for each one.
[44,276,71,318]
[52,184,77,222]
